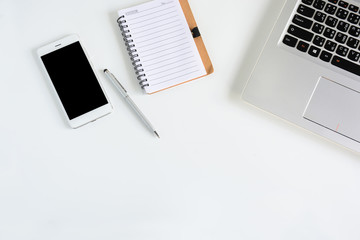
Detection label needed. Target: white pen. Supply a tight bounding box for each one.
[104,69,160,138]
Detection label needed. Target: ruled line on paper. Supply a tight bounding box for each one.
[143,52,193,68]
[140,42,189,58]
[131,20,180,35]
[129,11,178,30]
[147,60,197,76]
[131,15,178,28]
[143,48,187,63]
[127,6,176,21]
[126,3,171,16]
[135,29,184,44]
[146,57,195,73]
[140,38,187,54]
[134,25,182,40]
[149,65,199,81]
[137,33,185,48]
[141,47,190,63]
[151,70,200,86]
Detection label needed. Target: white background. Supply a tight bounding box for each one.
[1,0,360,239]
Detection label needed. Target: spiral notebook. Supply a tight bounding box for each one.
[117,0,213,94]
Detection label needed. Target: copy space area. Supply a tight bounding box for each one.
[1,0,360,240]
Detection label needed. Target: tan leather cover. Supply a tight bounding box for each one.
[179,0,214,75]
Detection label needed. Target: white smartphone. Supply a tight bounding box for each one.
[37,34,112,128]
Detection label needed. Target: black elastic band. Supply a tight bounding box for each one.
[191,27,201,38]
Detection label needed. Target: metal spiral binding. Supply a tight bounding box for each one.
[117,15,149,88]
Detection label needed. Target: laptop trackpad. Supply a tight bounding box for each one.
[304,77,360,143]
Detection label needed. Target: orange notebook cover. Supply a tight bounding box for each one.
[179,0,214,76]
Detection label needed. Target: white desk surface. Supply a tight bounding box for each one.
[2,0,360,239]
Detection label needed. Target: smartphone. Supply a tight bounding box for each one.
[37,34,112,128]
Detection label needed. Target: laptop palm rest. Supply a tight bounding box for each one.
[304,77,360,143]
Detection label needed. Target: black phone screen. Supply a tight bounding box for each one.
[41,42,108,120]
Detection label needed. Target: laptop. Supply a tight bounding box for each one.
[243,0,360,152]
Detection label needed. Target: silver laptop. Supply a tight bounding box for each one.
[243,0,360,152]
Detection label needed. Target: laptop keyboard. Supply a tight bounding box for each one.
[282,0,360,76]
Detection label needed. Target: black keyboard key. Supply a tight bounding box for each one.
[313,35,326,46]
[302,0,314,4]
[324,27,336,38]
[339,1,349,8]
[314,11,327,22]
[348,50,360,61]
[308,45,321,57]
[347,37,359,48]
[336,45,349,56]
[325,3,337,14]
[293,14,314,29]
[349,4,359,12]
[347,13,360,24]
[297,41,310,52]
[337,21,350,32]
[320,50,333,62]
[288,24,314,41]
[297,4,316,18]
[312,23,325,33]
[325,16,338,27]
[325,40,337,51]
[283,34,298,47]
[336,8,349,19]
[335,32,348,43]
[332,55,360,76]
[313,0,326,10]
[349,26,360,37]
[328,0,338,4]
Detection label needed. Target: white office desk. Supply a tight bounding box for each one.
[1,0,360,239]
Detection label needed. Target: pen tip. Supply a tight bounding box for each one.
[103,69,108,73]
[154,131,160,138]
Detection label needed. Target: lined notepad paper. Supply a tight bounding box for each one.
[118,0,207,94]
